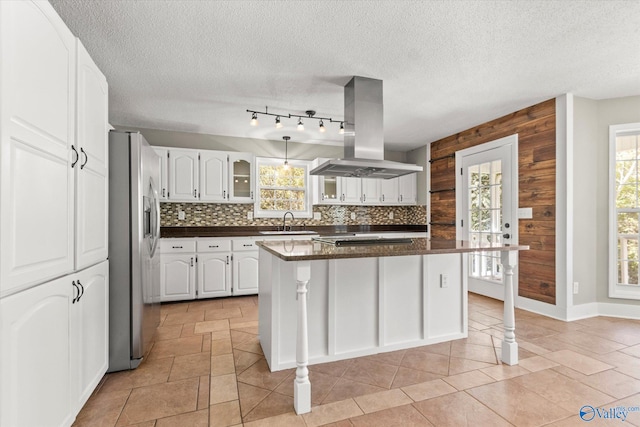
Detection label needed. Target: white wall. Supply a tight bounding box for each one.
[573,96,599,305]
[571,95,640,316]
[113,125,408,162]
[595,97,640,306]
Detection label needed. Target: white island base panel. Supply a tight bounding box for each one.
[258,251,469,373]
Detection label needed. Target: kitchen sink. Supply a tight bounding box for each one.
[258,230,318,235]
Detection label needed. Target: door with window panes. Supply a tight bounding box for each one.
[457,136,517,300]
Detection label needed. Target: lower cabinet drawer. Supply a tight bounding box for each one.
[233,239,258,251]
[197,239,231,253]
[159,239,196,253]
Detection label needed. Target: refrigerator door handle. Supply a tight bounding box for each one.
[149,177,161,258]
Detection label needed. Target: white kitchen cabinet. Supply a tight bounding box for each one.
[168,149,199,201]
[0,0,77,295]
[160,254,196,301]
[228,152,254,203]
[380,177,399,204]
[154,147,169,200]
[340,177,362,204]
[200,150,228,202]
[0,274,74,427]
[0,260,108,427]
[198,253,231,298]
[197,238,231,298]
[75,40,109,271]
[70,261,109,413]
[233,251,260,296]
[398,173,417,204]
[361,178,381,204]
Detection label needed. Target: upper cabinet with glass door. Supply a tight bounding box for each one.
[228,152,254,203]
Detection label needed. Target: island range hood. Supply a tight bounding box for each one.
[310,76,423,179]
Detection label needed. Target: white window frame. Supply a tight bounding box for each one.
[609,122,640,300]
[254,157,312,219]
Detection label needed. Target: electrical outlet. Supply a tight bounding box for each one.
[313,212,321,220]
[350,212,356,220]
[440,273,448,288]
[388,211,394,220]
[573,281,579,294]
[247,211,253,220]
[178,210,185,220]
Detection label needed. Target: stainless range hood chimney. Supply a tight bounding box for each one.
[310,76,422,179]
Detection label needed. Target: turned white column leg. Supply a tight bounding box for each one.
[501,250,518,365]
[294,261,311,415]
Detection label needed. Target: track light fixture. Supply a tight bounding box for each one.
[282,136,291,169]
[245,106,344,134]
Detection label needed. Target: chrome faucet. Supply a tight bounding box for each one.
[283,211,294,232]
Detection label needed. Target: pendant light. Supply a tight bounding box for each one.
[282,136,291,169]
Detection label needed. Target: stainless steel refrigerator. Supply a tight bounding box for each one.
[108,130,161,371]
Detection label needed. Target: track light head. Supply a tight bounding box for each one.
[275,116,283,128]
[339,122,344,135]
[319,119,326,133]
[297,118,304,131]
[250,112,258,126]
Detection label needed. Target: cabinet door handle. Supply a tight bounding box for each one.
[77,280,85,302]
[321,192,325,200]
[381,194,385,202]
[71,145,79,168]
[250,191,254,199]
[172,245,183,249]
[80,147,88,169]
[226,255,229,265]
[72,281,79,304]
[209,245,219,248]
[243,244,253,247]
[194,189,197,198]
[190,257,194,267]
[223,190,226,199]
[162,188,166,197]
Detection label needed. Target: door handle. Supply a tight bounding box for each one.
[71,145,79,168]
[77,280,85,302]
[72,281,79,304]
[80,148,88,169]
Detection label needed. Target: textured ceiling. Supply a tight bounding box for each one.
[50,0,640,151]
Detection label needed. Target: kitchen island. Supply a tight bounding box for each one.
[256,237,528,414]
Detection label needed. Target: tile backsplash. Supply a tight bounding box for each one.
[161,203,427,227]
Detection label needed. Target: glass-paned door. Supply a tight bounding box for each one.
[467,159,503,281]
[456,136,517,300]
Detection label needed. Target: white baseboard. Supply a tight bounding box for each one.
[596,302,640,320]
[515,296,567,320]
[565,303,600,321]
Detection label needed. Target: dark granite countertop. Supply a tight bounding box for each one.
[160,225,427,238]
[256,238,529,261]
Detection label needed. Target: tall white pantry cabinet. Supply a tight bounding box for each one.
[0,2,110,427]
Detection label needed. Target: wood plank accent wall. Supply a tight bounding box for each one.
[429,99,556,304]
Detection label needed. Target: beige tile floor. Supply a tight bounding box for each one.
[73,293,640,427]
